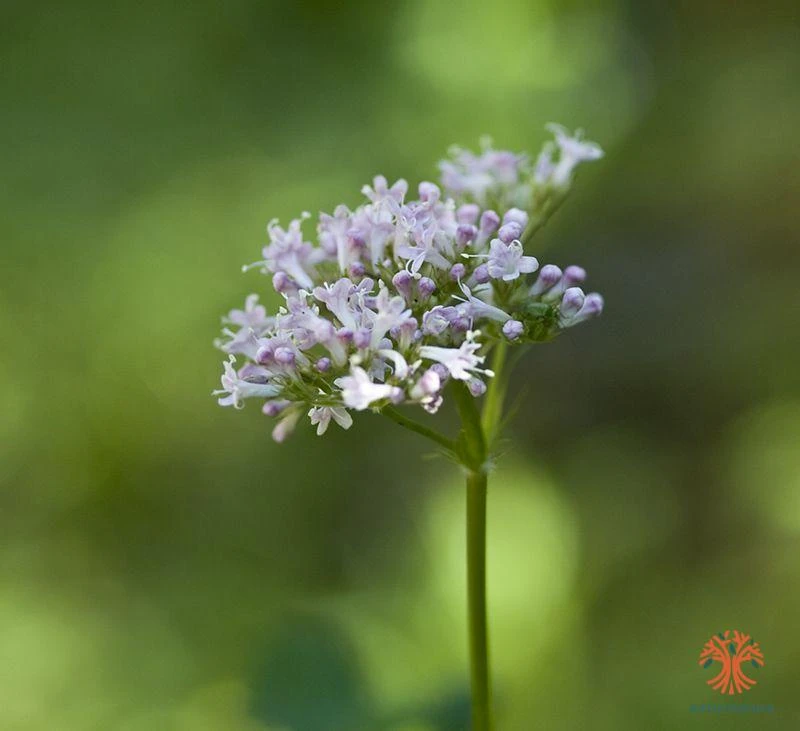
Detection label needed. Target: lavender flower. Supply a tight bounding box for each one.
[213,125,604,440]
[540,124,604,188]
[486,239,539,281]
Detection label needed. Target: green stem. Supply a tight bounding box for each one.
[481,341,508,449]
[449,381,493,730]
[381,405,456,454]
[450,382,485,472]
[520,190,569,250]
[466,469,492,731]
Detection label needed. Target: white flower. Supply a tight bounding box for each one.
[486,239,539,281]
[318,204,357,273]
[308,406,353,435]
[361,175,408,207]
[367,285,411,349]
[419,331,494,381]
[377,348,410,379]
[454,282,512,323]
[545,123,604,188]
[272,407,301,443]
[225,294,271,330]
[313,278,361,330]
[213,355,281,408]
[336,366,401,411]
[256,215,321,290]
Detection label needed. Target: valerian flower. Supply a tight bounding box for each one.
[213,125,605,440]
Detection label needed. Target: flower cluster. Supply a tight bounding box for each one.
[214,125,604,441]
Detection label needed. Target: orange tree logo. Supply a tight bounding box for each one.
[699,630,764,695]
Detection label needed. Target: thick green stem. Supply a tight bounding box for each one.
[466,469,492,731]
[381,405,456,455]
[450,381,494,730]
[451,382,486,472]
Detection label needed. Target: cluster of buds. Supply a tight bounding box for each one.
[214,125,605,441]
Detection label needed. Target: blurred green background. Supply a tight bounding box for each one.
[2,0,799,728]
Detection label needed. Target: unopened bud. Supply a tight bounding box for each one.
[418,181,441,202]
[262,399,290,417]
[456,203,480,224]
[479,210,500,236]
[274,347,296,366]
[353,329,371,349]
[503,208,529,230]
[456,224,477,247]
[502,319,524,340]
[418,277,436,299]
[467,377,487,397]
[562,265,586,286]
[272,271,297,294]
[392,270,413,298]
[530,264,562,297]
[560,287,586,319]
[473,263,490,284]
[497,222,522,243]
[348,261,366,278]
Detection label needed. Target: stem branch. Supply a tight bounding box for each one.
[381,406,456,454]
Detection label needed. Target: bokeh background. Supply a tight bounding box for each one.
[2,0,799,728]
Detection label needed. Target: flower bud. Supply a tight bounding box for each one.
[472,263,490,284]
[429,363,450,384]
[497,222,522,244]
[274,347,296,366]
[271,409,300,443]
[255,344,273,364]
[392,270,413,298]
[422,307,449,336]
[262,399,290,417]
[456,203,480,224]
[447,305,471,332]
[503,208,529,229]
[353,329,371,349]
[449,263,467,281]
[272,271,297,294]
[315,357,332,372]
[467,377,487,397]
[418,277,436,299]
[456,224,477,248]
[419,369,441,395]
[502,319,524,340]
[530,264,562,297]
[565,292,604,326]
[560,287,586,319]
[390,317,418,350]
[411,368,441,400]
[418,181,441,202]
[479,210,500,236]
[562,265,586,286]
[347,229,366,250]
[348,261,366,278]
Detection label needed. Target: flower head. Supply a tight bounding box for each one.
[213,125,605,440]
